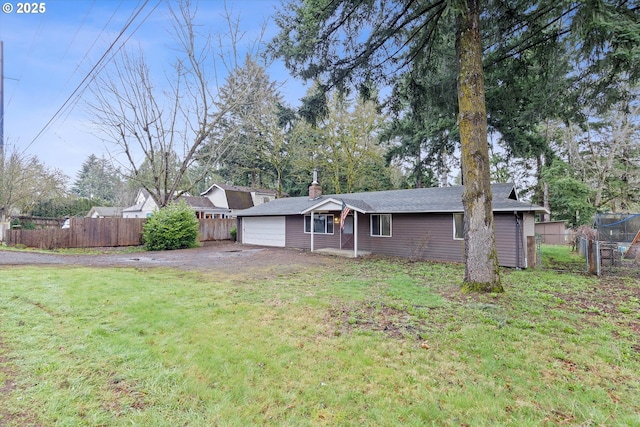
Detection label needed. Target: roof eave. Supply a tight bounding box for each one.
[493,207,549,214]
[301,197,367,214]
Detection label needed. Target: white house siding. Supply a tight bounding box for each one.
[123,197,158,219]
[204,187,229,209]
[251,192,276,206]
[523,214,535,237]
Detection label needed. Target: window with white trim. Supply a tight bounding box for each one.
[304,214,334,234]
[453,213,464,240]
[370,214,392,237]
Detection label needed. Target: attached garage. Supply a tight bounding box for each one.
[241,216,286,247]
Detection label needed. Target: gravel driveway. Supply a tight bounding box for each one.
[0,241,341,274]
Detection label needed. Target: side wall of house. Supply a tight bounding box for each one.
[356,213,465,262]
[206,188,229,209]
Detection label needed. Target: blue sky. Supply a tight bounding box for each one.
[0,0,306,180]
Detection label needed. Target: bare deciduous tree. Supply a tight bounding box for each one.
[0,146,68,240]
[88,1,265,208]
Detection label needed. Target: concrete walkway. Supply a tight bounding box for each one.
[314,248,371,258]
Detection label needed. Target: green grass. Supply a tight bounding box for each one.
[0,247,639,426]
[0,243,145,255]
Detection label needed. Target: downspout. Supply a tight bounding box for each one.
[515,212,521,269]
[310,211,315,252]
[354,211,358,258]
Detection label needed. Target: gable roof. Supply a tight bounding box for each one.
[123,202,145,213]
[238,183,547,217]
[225,190,254,209]
[181,196,216,210]
[86,206,123,217]
[201,183,278,196]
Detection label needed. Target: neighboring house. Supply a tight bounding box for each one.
[122,189,158,218]
[236,182,548,268]
[122,189,229,219]
[200,183,280,217]
[86,206,124,218]
[180,196,230,219]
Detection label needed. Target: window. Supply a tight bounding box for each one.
[304,214,334,234]
[453,213,464,240]
[371,214,392,237]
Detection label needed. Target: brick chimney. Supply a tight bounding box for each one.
[309,169,322,200]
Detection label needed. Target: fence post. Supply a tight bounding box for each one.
[595,240,601,276]
[588,239,596,275]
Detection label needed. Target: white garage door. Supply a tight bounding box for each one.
[242,216,286,247]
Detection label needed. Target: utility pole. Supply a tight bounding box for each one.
[0,40,4,242]
[1,40,4,159]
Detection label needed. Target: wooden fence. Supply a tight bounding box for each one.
[6,217,236,249]
[198,218,236,241]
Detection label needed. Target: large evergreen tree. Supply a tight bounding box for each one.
[271,0,502,289]
[208,55,286,188]
[270,0,639,291]
[71,154,123,204]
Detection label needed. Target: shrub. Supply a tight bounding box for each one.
[229,226,237,241]
[143,200,200,251]
[10,218,36,229]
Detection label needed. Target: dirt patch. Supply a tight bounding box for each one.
[555,277,640,347]
[329,302,423,340]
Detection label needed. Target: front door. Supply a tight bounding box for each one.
[341,216,354,249]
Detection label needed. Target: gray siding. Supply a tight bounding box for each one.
[494,214,517,268]
[357,213,465,262]
[278,212,523,268]
[285,216,341,249]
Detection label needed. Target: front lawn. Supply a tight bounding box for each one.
[0,246,638,426]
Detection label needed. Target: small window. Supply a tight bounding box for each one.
[453,213,464,240]
[371,214,392,237]
[304,214,334,234]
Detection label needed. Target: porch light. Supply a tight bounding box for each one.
[334,217,340,224]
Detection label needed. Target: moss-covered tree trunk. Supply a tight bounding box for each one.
[456,0,503,292]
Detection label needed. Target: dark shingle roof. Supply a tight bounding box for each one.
[238,183,546,217]
[181,196,216,209]
[225,190,254,209]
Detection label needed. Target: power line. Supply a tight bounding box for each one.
[56,0,163,122]
[64,0,125,87]
[1,10,46,111]
[21,0,155,155]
